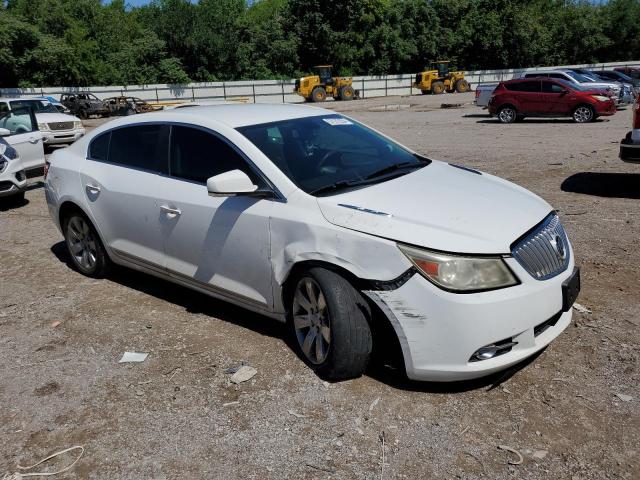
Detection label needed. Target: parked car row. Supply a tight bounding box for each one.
[473,66,640,123]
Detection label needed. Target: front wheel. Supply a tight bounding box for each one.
[498,105,517,123]
[63,212,110,278]
[290,268,372,380]
[573,105,595,123]
[311,87,327,103]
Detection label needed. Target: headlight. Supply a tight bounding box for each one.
[74,120,83,129]
[398,244,519,292]
[38,122,50,131]
[591,95,611,102]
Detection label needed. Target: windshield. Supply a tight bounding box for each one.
[237,114,429,195]
[10,100,58,114]
[565,71,597,83]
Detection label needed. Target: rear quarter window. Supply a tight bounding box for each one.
[89,132,110,161]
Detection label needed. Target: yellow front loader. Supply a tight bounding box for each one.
[413,61,470,95]
[294,65,356,102]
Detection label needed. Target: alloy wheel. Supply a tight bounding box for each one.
[66,216,98,271]
[293,277,331,365]
[499,107,516,123]
[574,106,593,123]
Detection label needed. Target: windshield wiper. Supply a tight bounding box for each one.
[364,161,425,180]
[309,180,361,196]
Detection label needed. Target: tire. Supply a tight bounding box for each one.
[62,211,110,278]
[455,79,470,93]
[498,105,517,123]
[290,267,372,380]
[432,81,445,95]
[125,108,136,116]
[340,85,355,101]
[79,109,88,120]
[573,105,595,123]
[311,87,327,103]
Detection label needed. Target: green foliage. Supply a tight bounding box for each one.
[1,0,639,87]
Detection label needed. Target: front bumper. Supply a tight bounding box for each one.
[0,162,27,198]
[364,256,575,382]
[42,128,85,145]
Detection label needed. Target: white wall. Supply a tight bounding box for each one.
[2,60,639,104]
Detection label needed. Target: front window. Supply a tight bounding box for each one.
[237,114,429,195]
[9,100,58,114]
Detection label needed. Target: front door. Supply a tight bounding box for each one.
[540,80,573,115]
[0,105,44,172]
[159,125,274,308]
[79,124,169,268]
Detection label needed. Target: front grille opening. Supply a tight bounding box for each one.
[0,181,14,192]
[469,337,518,363]
[534,311,562,337]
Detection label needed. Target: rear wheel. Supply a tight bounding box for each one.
[498,105,517,123]
[573,105,595,123]
[340,85,355,101]
[62,212,110,278]
[432,81,445,95]
[455,79,470,93]
[311,87,327,103]
[290,268,372,380]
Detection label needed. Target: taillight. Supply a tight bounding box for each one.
[475,89,480,99]
[43,161,50,179]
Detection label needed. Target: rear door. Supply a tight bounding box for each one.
[79,124,169,268]
[0,103,44,173]
[506,80,542,114]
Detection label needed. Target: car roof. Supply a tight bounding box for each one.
[152,103,330,128]
[0,97,49,102]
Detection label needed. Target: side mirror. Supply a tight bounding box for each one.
[0,128,10,137]
[207,169,259,197]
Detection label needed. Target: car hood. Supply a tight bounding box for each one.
[316,161,552,254]
[580,82,619,91]
[35,112,80,122]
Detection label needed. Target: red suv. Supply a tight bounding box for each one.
[488,77,616,123]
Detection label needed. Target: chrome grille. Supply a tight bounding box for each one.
[48,121,74,131]
[511,213,570,280]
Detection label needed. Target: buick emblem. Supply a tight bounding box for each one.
[550,235,566,260]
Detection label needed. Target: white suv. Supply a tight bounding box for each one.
[44,105,580,382]
[0,98,85,146]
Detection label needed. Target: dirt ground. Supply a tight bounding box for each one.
[1,93,638,479]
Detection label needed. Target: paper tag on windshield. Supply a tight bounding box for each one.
[323,118,353,126]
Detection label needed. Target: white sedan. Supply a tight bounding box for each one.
[0,98,85,145]
[44,104,580,382]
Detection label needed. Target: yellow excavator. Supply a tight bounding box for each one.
[413,61,470,95]
[294,65,356,102]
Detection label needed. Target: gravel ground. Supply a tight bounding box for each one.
[1,93,638,479]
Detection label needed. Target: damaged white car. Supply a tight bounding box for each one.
[44,105,580,382]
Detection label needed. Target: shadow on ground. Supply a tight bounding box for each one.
[51,241,542,394]
[561,172,640,199]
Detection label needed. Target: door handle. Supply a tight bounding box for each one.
[28,137,39,144]
[160,205,181,216]
[86,184,101,194]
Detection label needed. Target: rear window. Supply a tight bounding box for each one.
[106,124,168,173]
[505,81,541,92]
